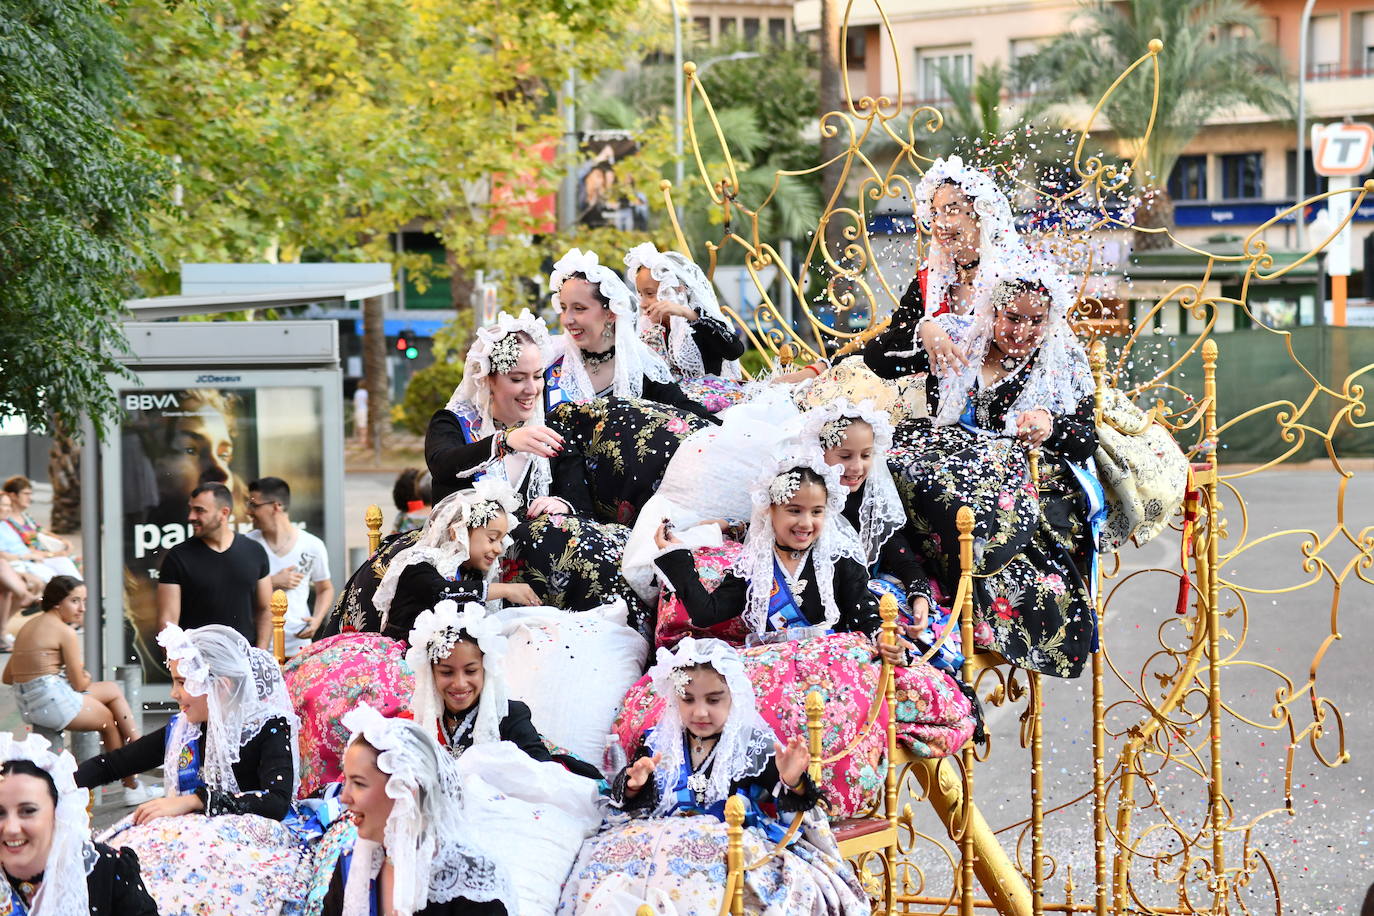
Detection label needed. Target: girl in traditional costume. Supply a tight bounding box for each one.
[887,253,1101,678]
[371,482,535,641]
[405,600,600,778]
[0,733,159,916]
[624,243,746,413]
[75,624,307,915]
[321,703,513,915]
[559,638,868,915]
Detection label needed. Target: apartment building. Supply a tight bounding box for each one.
[686,0,796,44]
[794,0,1374,284]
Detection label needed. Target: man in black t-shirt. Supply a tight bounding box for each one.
[157,482,271,647]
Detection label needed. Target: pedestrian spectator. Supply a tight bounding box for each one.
[0,487,80,582]
[353,379,369,446]
[2,576,158,804]
[156,482,271,648]
[391,467,433,534]
[244,476,333,658]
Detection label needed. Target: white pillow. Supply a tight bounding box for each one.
[455,742,603,916]
[497,601,649,765]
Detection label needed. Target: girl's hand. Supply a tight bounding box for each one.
[653,519,685,550]
[489,582,540,606]
[133,793,202,825]
[877,634,914,667]
[919,321,968,377]
[526,496,572,518]
[1016,409,1054,447]
[774,736,810,792]
[909,596,931,633]
[624,753,660,796]
[505,425,564,458]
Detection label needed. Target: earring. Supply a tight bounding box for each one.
[603,322,615,342]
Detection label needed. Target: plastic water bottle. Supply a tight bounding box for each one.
[603,733,627,776]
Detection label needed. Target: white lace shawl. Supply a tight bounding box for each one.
[0,734,93,916]
[795,399,905,567]
[933,253,1094,433]
[624,243,743,381]
[157,624,301,799]
[731,441,866,636]
[443,309,555,500]
[374,481,519,627]
[549,247,674,401]
[405,600,509,753]
[340,704,514,916]
[645,637,776,816]
[909,156,1032,424]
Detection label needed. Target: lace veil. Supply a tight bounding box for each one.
[549,247,674,401]
[794,398,905,566]
[645,637,775,816]
[731,440,865,636]
[0,734,93,916]
[340,704,514,916]
[404,600,509,751]
[157,624,300,799]
[374,480,520,627]
[624,243,743,381]
[933,252,1094,432]
[910,157,1031,424]
[443,308,555,499]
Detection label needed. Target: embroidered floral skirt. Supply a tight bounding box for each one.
[679,375,746,414]
[505,513,652,639]
[557,810,869,916]
[613,632,975,818]
[889,421,1096,678]
[99,812,310,916]
[321,529,420,638]
[547,397,709,526]
[284,632,414,796]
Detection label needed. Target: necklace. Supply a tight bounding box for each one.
[583,345,616,368]
[775,546,810,596]
[441,706,479,756]
[686,736,722,806]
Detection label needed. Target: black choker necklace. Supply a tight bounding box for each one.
[583,345,616,368]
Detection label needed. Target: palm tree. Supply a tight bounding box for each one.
[1018,0,1292,249]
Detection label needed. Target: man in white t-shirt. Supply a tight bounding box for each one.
[244,476,334,658]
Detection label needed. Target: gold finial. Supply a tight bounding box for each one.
[1201,338,1218,366]
[956,505,975,536]
[805,692,825,783]
[1148,38,1164,53]
[1364,178,1374,192]
[683,61,697,77]
[271,589,288,664]
[1089,339,1107,375]
[879,592,899,625]
[365,504,384,555]
[636,908,655,916]
[659,179,673,191]
[778,343,797,367]
[725,793,745,826]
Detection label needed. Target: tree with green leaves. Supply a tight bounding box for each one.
[1,0,165,530]
[1017,0,1292,248]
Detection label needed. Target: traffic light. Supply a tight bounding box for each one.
[395,329,419,359]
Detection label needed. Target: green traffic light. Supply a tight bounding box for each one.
[405,346,418,359]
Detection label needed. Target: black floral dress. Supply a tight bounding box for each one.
[882,353,1098,679]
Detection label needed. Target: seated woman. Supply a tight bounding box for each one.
[859,155,1029,390]
[321,703,513,916]
[883,255,1100,678]
[1,477,81,583]
[373,482,537,641]
[76,624,307,915]
[0,557,44,650]
[406,600,601,778]
[546,247,716,422]
[0,733,160,915]
[652,443,906,661]
[624,243,746,413]
[0,490,77,587]
[560,637,867,914]
[3,576,157,805]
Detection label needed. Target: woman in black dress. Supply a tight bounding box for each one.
[879,255,1101,678]
[0,738,159,916]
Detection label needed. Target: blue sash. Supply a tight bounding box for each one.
[544,358,569,409]
[1066,457,1108,652]
[335,849,379,916]
[451,410,489,483]
[2,883,31,915]
[163,714,205,795]
[766,559,811,632]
